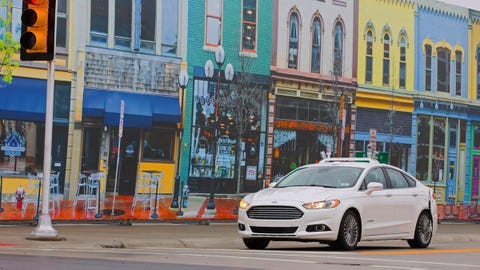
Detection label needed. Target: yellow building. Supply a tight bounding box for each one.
[355,0,415,171]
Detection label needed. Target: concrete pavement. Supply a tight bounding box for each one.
[0,221,478,250]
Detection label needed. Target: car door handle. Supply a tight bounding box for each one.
[385,193,392,197]
[412,193,418,197]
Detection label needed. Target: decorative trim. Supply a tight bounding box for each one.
[381,24,392,43]
[363,20,376,41]
[398,28,409,48]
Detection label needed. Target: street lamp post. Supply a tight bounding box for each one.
[170,69,189,213]
[204,46,234,211]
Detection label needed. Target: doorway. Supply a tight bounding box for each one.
[82,127,101,172]
[107,128,140,196]
[36,124,68,193]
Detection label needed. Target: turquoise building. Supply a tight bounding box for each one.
[174,0,273,204]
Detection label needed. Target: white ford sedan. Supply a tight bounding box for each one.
[238,158,438,250]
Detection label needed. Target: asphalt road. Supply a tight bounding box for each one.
[0,222,478,270]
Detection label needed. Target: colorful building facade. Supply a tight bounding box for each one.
[181,0,272,202]
[68,0,188,212]
[413,1,470,208]
[355,0,415,172]
[268,0,357,185]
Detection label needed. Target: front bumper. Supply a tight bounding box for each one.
[238,207,341,241]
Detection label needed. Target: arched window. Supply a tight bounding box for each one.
[333,21,343,76]
[383,33,390,85]
[399,37,406,88]
[288,13,299,69]
[425,45,432,91]
[365,30,373,83]
[455,50,462,96]
[437,48,451,93]
[311,17,321,73]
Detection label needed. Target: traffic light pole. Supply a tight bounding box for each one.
[28,60,63,240]
[22,0,64,240]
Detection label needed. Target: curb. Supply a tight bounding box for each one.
[25,235,67,241]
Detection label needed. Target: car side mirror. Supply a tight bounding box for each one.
[366,182,383,195]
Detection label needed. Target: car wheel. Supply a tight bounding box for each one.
[242,238,270,250]
[333,210,360,250]
[407,211,433,248]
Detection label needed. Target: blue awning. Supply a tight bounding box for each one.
[0,77,47,122]
[83,88,180,127]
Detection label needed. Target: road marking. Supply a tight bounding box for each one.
[184,253,317,264]
[370,266,429,270]
[361,248,480,255]
[1,247,479,268]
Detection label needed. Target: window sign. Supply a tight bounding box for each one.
[2,130,25,157]
[246,166,257,180]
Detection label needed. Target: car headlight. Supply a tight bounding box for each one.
[303,199,340,209]
[239,199,250,210]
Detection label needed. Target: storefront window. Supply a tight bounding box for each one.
[474,123,480,150]
[0,120,41,174]
[354,140,365,152]
[272,129,331,181]
[449,121,457,149]
[189,79,236,179]
[416,115,430,181]
[142,128,175,161]
[54,82,71,121]
[275,96,331,123]
[432,118,445,182]
[386,142,410,171]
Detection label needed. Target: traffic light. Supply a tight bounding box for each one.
[20,0,56,61]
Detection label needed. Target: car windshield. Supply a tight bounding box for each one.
[276,166,364,188]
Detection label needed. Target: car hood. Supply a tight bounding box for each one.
[249,186,343,204]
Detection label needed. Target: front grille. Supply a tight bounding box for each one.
[250,226,298,234]
[247,206,304,220]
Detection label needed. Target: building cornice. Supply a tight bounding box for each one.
[270,66,357,90]
[417,0,469,20]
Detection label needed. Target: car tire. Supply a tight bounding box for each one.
[243,238,270,250]
[407,211,433,248]
[332,210,360,250]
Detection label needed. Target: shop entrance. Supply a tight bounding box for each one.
[81,127,102,172]
[108,128,140,196]
[36,124,68,193]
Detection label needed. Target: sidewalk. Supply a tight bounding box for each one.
[0,195,239,222]
[2,194,479,223]
[0,222,478,250]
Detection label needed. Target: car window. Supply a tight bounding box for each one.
[403,173,417,187]
[361,168,387,190]
[385,168,410,189]
[276,166,363,188]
